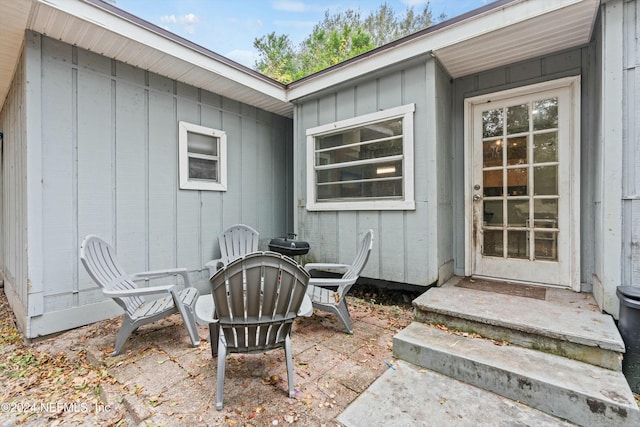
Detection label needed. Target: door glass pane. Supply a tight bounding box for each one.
[507,137,527,165]
[507,200,528,226]
[507,168,527,196]
[483,200,503,225]
[533,98,558,131]
[507,231,528,259]
[484,170,503,196]
[534,166,558,195]
[533,132,558,163]
[507,104,529,134]
[534,231,557,260]
[483,139,503,167]
[483,230,503,257]
[533,199,558,225]
[483,108,503,138]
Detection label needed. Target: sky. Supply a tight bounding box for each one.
[112,0,491,68]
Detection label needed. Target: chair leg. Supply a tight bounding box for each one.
[216,335,227,410]
[209,323,219,357]
[335,299,353,334]
[112,320,137,356]
[284,334,295,398]
[173,290,201,347]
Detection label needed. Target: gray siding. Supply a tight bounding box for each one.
[0,45,29,333]
[622,0,640,289]
[452,45,599,292]
[294,58,444,287]
[12,32,293,337]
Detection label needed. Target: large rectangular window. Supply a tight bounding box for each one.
[178,121,227,191]
[306,104,415,210]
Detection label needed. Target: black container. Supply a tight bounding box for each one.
[617,286,640,394]
[269,234,310,257]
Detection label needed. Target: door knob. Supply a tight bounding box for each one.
[473,194,482,201]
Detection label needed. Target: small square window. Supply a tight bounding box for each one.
[306,104,415,211]
[178,121,227,191]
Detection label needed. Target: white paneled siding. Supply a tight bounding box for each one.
[4,32,293,338]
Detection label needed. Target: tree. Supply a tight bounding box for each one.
[254,3,439,83]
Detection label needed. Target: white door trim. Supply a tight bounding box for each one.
[463,76,581,290]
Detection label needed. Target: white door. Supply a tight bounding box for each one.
[465,77,580,289]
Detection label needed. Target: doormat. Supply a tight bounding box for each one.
[455,278,546,300]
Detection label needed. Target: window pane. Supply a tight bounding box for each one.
[507,231,528,259]
[482,108,503,138]
[507,200,528,226]
[483,139,503,167]
[483,170,503,196]
[533,132,557,163]
[189,157,218,181]
[534,166,557,195]
[533,98,558,131]
[316,138,402,165]
[316,160,402,184]
[507,168,527,196]
[187,132,217,156]
[534,231,557,260]
[483,230,503,257]
[506,104,529,134]
[506,136,527,165]
[316,160,403,200]
[317,179,403,200]
[317,118,402,151]
[483,200,502,225]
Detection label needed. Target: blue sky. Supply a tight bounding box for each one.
[112,0,491,68]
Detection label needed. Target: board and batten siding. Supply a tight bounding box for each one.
[621,0,640,299]
[294,57,451,287]
[8,31,293,338]
[0,44,30,335]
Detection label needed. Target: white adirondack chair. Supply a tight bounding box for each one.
[304,229,374,334]
[80,235,201,355]
[204,224,260,276]
[209,251,310,410]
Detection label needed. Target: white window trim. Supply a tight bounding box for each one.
[178,121,227,191]
[305,103,415,211]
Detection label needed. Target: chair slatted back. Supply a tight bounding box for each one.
[343,230,374,281]
[219,224,260,266]
[80,235,143,316]
[210,252,309,353]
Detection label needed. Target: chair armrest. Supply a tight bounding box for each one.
[304,263,350,274]
[102,284,176,298]
[130,268,192,287]
[204,259,225,274]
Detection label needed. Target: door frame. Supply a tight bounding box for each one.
[463,76,581,290]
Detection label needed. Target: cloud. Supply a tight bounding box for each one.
[399,0,429,6]
[159,13,201,35]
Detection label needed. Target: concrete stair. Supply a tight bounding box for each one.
[392,277,639,426]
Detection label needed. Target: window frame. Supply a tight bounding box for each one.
[305,103,415,211]
[178,121,227,191]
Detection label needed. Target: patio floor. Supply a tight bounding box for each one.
[0,289,413,426]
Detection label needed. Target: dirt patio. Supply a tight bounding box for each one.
[0,288,414,426]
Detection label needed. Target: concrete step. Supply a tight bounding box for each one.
[338,359,576,427]
[413,278,625,370]
[394,322,639,427]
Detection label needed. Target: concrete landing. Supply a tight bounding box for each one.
[413,277,625,370]
[338,359,576,427]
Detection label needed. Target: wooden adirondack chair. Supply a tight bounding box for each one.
[204,224,260,276]
[304,229,374,334]
[209,251,310,410]
[80,235,201,355]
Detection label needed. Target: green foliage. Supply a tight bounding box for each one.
[254,2,438,83]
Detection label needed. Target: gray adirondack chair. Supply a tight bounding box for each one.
[210,251,310,410]
[204,224,260,276]
[304,229,374,334]
[80,235,201,355]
